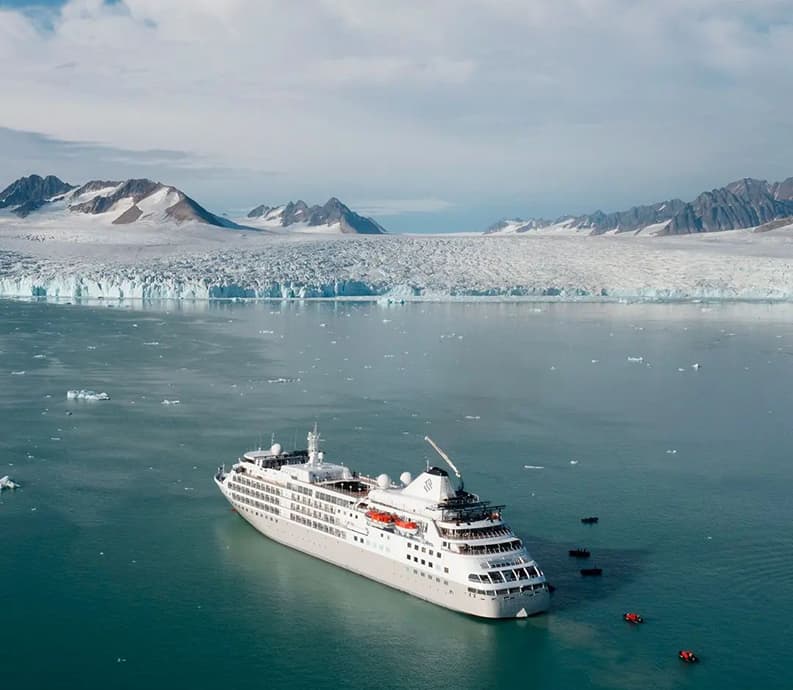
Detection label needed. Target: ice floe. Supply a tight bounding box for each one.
[67,389,110,401]
[0,475,19,491]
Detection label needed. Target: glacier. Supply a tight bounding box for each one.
[2,228,793,302]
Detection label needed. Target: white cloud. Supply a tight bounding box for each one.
[1,0,793,221]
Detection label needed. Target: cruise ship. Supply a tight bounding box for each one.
[214,427,550,619]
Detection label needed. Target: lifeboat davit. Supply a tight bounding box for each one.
[394,518,419,535]
[366,510,395,528]
[678,650,698,663]
[623,612,643,624]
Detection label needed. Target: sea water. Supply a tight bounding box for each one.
[1,299,792,690]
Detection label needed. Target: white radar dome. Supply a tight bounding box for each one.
[270,443,282,456]
[376,473,391,489]
[400,471,413,486]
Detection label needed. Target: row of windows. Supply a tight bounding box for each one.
[439,525,512,540]
[289,513,346,538]
[467,583,547,597]
[484,556,529,569]
[407,543,440,559]
[233,482,282,507]
[231,491,281,516]
[408,567,449,585]
[406,554,435,568]
[315,491,353,508]
[235,475,283,496]
[289,502,338,525]
[468,565,540,584]
[458,540,522,556]
[287,482,313,496]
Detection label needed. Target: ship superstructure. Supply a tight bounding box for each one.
[214,427,550,618]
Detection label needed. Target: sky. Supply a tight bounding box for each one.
[2,0,793,232]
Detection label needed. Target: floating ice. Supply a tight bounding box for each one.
[67,389,110,401]
[0,475,19,491]
[161,399,181,405]
[627,356,644,363]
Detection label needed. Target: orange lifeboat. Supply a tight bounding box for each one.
[366,510,395,528]
[394,518,419,535]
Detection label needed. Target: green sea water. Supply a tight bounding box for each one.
[1,299,792,690]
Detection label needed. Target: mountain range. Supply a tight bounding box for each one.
[4,173,793,238]
[246,198,386,234]
[486,177,793,236]
[0,174,386,234]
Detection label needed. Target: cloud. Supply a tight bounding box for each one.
[1,0,793,226]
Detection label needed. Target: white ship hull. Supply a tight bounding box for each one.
[216,476,550,619]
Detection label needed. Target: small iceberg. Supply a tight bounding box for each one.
[0,476,19,491]
[67,389,110,401]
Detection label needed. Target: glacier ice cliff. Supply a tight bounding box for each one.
[1,234,793,302]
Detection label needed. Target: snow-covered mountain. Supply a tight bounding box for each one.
[486,177,793,236]
[0,174,243,229]
[246,197,386,234]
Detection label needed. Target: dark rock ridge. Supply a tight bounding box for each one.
[487,177,793,235]
[0,174,75,217]
[248,197,386,234]
[664,178,793,234]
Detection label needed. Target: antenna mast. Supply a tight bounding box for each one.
[424,436,462,480]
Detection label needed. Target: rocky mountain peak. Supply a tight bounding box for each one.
[0,174,76,217]
[245,197,386,234]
